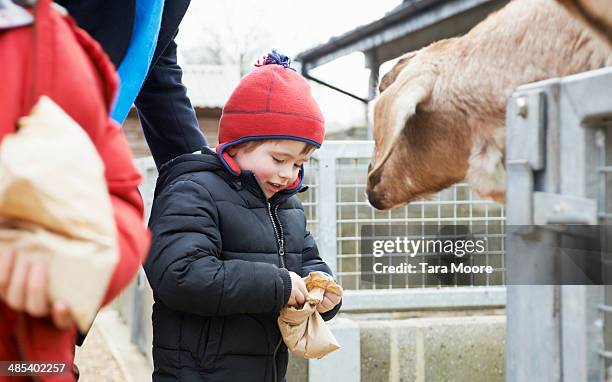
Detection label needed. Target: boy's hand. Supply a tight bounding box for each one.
[316,290,341,314]
[287,271,309,307]
[0,250,74,329]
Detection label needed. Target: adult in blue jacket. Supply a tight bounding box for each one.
[57,0,208,168]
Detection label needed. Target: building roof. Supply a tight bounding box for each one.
[295,0,507,69]
[182,64,241,109]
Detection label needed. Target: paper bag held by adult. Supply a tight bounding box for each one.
[0,96,118,332]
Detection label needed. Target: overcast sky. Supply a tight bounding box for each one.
[176,1,402,131]
[177,1,401,59]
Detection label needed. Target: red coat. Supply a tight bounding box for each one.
[0,2,150,381]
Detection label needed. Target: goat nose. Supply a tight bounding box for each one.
[366,189,384,210]
[368,166,383,189]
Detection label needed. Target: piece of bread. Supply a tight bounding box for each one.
[304,271,343,296]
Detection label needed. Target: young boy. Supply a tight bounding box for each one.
[144,52,342,382]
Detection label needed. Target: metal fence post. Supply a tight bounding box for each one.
[506,82,562,382]
[315,145,338,275]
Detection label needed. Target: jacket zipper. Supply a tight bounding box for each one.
[267,201,285,382]
[272,336,283,382]
[267,202,285,268]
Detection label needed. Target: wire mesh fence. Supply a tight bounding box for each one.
[301,142,505,292]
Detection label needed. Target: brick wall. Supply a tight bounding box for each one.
[122,107,221,159]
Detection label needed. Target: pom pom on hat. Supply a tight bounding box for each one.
[254,50,296,71]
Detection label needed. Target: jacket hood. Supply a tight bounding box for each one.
[155,148,225,196]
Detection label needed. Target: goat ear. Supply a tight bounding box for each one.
[371,69,435,172]
[378,51,418,93]
[388,70,435,140]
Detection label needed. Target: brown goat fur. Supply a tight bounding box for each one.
[557,0,612,47]
[366,0,612,210]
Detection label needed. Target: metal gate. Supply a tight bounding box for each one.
[506,67,612,382]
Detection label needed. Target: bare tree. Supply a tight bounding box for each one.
[179,2,273,76]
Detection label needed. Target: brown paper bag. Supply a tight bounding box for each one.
[277,272,343,359]
[0,96,118,332]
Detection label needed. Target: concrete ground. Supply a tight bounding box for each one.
[74,307,506,382]
[74,309,152,382]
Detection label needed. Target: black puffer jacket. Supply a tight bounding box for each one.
[144,148,341,382]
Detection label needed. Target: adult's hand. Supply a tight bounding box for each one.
[0,251,74,329]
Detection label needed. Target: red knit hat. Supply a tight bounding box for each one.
[216,51,325,178]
